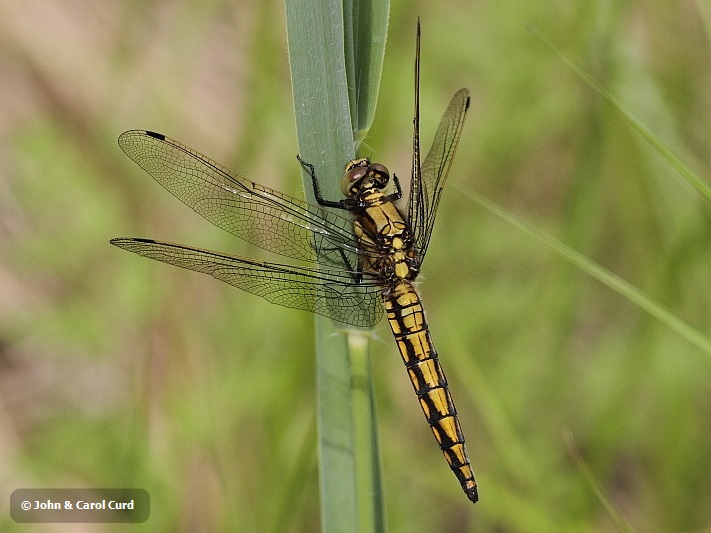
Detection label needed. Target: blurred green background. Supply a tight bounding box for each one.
[1,1,711,531]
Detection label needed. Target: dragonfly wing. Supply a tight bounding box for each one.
[111,238,384,328]
[118,130,368,270]
[409,88,470,265]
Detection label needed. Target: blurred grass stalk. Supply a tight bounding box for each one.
[285,0,388,530]
[454,28,711,365]
[514,27,711,357]
[458,183,711,358]
[528,25,711,204]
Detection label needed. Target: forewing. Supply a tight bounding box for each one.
[409,89,470,264]
[110,238,383,328]
[118,130,368,270]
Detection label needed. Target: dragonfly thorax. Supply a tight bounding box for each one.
[341,158,390,197]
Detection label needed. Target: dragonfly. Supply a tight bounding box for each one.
[111,21,477,503]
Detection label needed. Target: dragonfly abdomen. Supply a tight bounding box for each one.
[384,281,478,503]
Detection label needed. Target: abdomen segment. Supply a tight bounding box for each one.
[384,281,478,503]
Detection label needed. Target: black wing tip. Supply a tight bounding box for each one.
[110,237,157,246]
[453,88,471,111]
[145,130,165,140]
[118,130,166,141]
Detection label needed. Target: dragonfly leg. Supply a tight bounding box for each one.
[311,242,364,284]
[296,154,348,210]
[389,173,403,201]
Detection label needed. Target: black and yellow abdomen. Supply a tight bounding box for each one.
[341,158,478,502]
[384,281,478,503]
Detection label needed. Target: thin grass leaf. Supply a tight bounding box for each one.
[563,431,638,533]
[528,25,711,204]
[455,184,711,358]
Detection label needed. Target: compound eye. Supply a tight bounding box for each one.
[370,163,389,177]
[346,166,368,184]
[370,163,390,189]
[341,167,368,188]
[341,166,367,196]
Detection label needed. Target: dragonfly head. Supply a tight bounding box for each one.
[341,158,390,197]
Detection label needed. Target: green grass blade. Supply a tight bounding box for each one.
[286,1,354,203]
[343,0,390,146]
[697,0,711,46]
[349,330,385,532]
[285,1,387,530]
[313,318,358,529]
[528,25,711,204]
[455,184,711,358]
